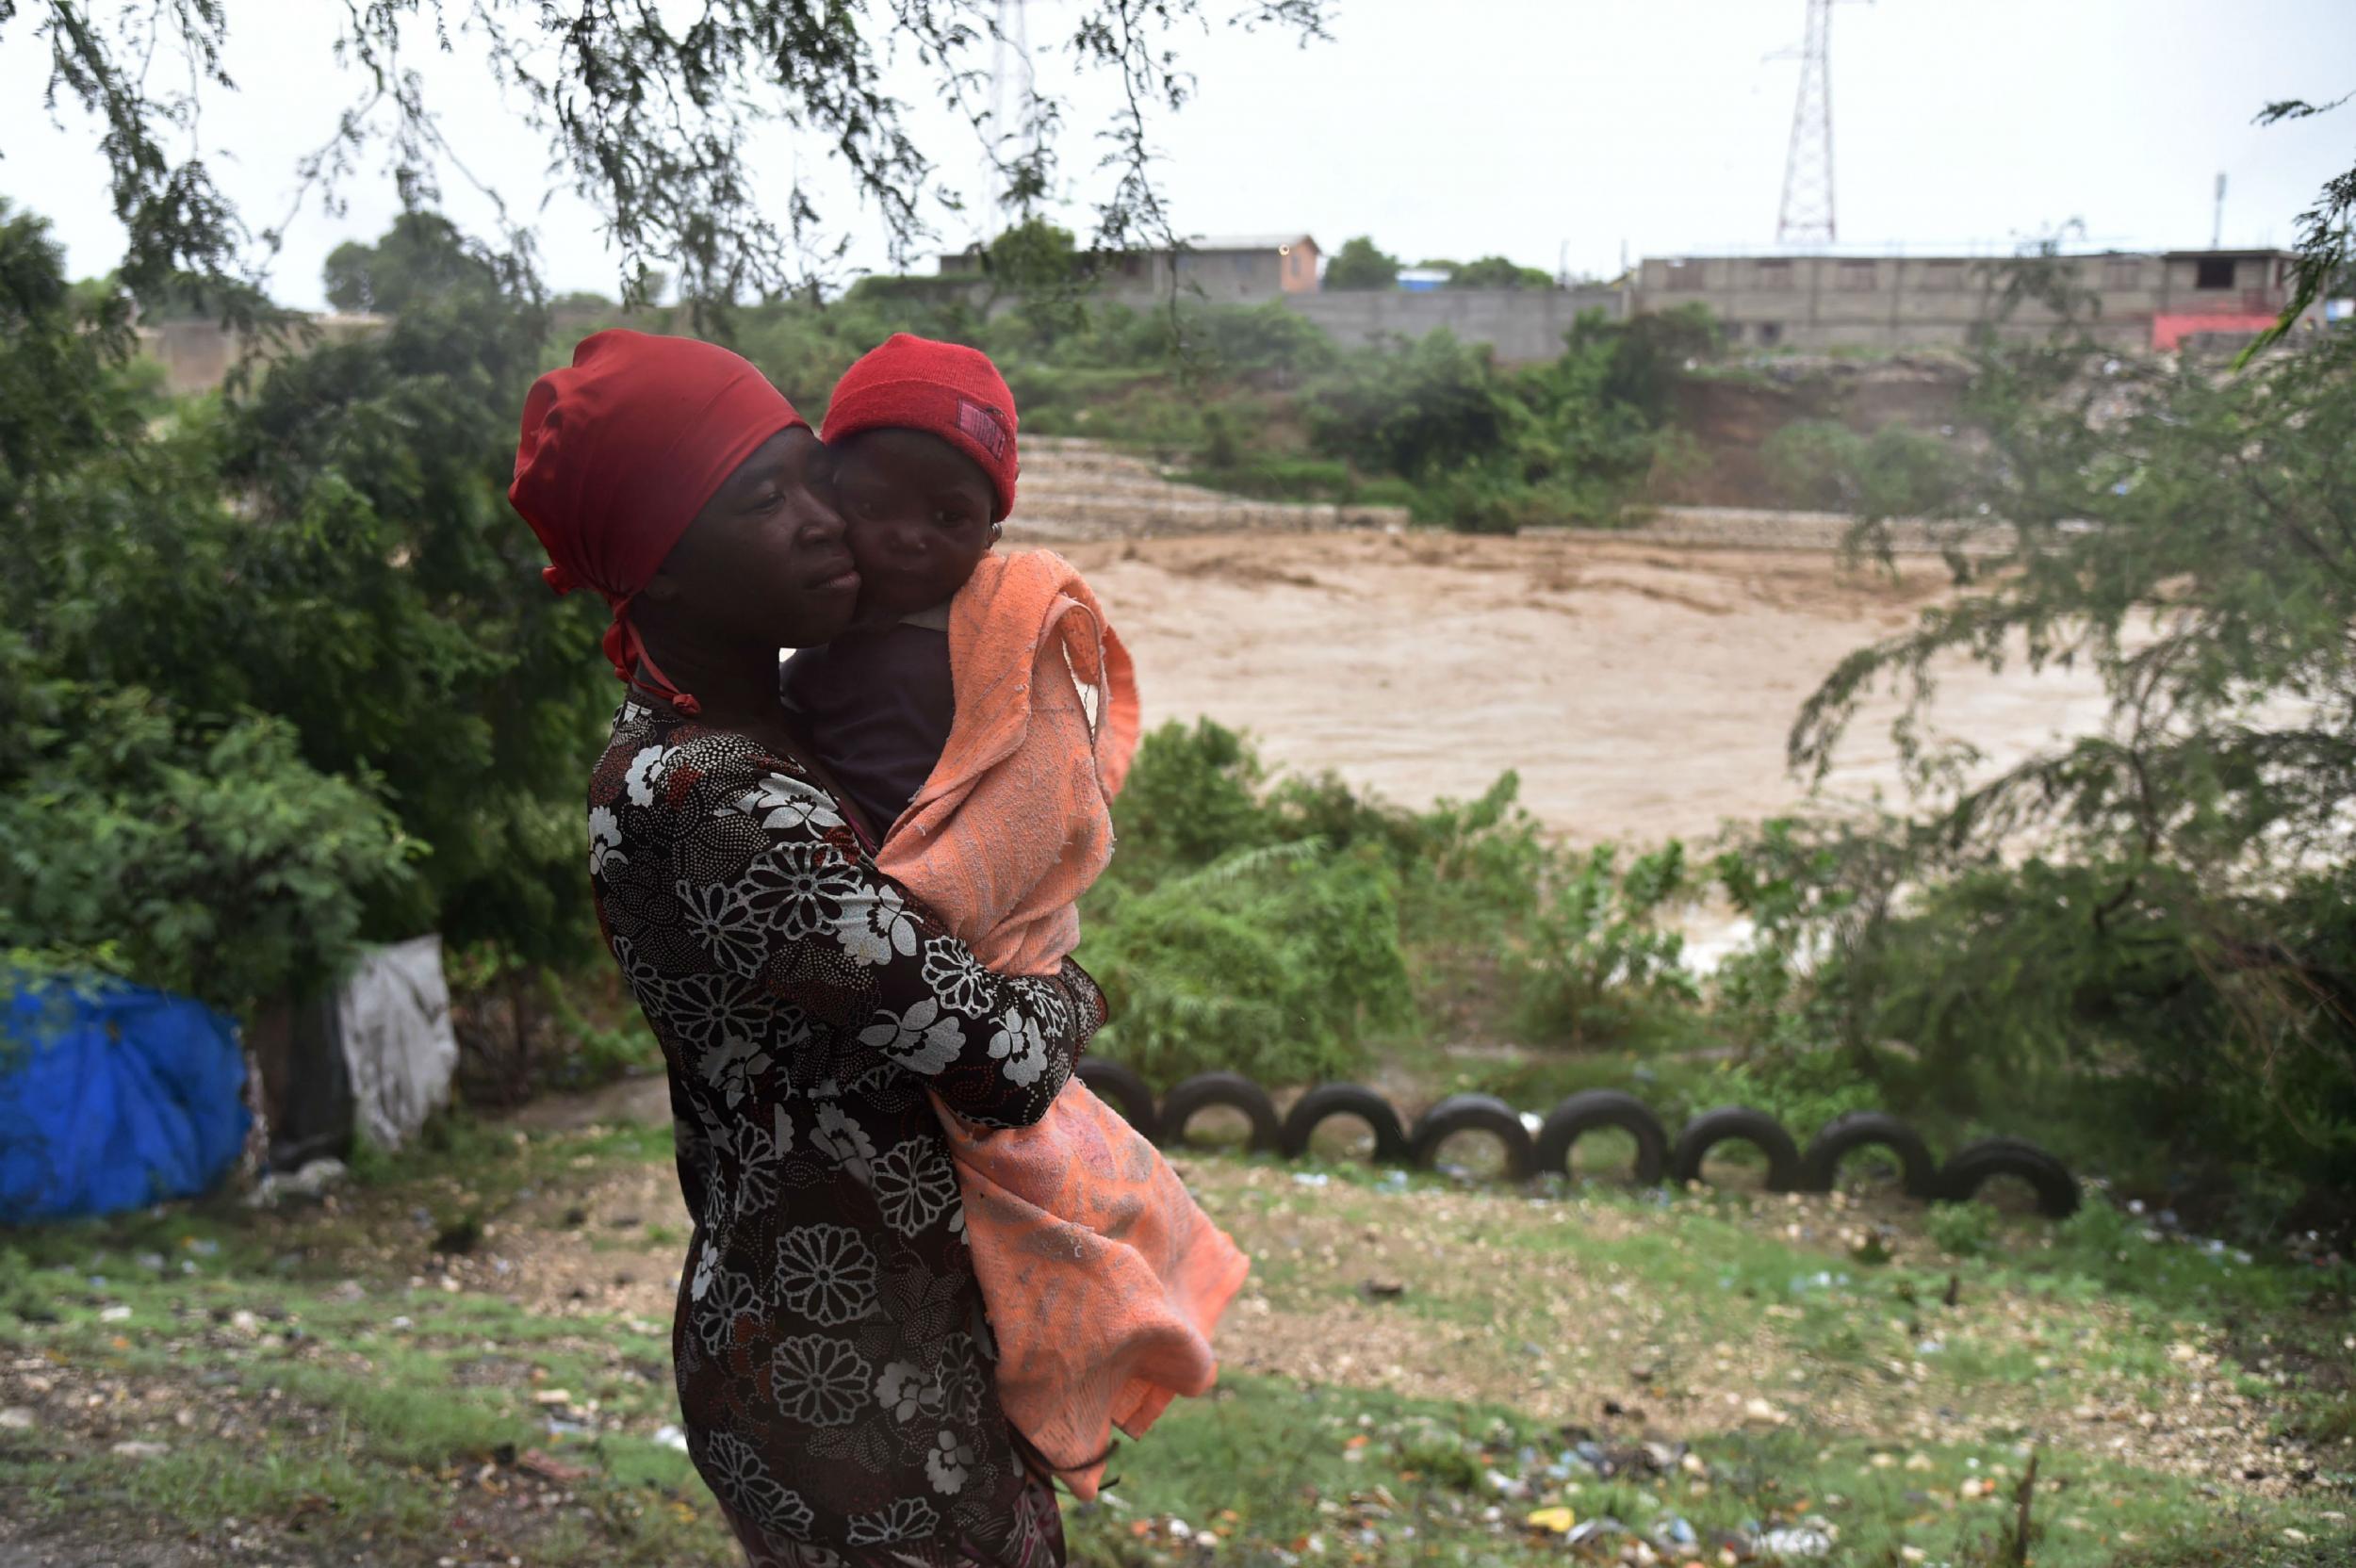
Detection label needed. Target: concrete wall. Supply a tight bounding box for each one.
[136,314,389,396]
[1277,286,1628,361]
[949,238,1317,308]
[1633,252,2299,352]
[1090,248,1296,305]
[933,271,1629,362]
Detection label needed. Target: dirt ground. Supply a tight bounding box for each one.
[244,1145,2339,1502]
[1056,531,2114,849]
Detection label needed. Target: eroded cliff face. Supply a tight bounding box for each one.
[1647,353,1976,509]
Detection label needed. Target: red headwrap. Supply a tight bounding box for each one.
[509,329,809,713]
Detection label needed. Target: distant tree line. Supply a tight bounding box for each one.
[1322,236,1559,291]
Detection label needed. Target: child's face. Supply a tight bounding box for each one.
[827,429,997,619]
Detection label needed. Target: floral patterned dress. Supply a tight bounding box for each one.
[588,700,1104,1567]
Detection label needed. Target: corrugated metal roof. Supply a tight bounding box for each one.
[1180,234,1317,253]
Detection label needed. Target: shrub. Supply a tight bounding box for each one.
[1197,405,1243,470]
[1082,723,1414,1085]
[1080,841,1413,1087]
[1509,843,1702,1046]
[1762,418,1966,517]
[1102,720,1273,889]
[1083,724,1702,1086]
[1306,313,1720,532]
[1408,463,1527,533]
[1305,331,1522,482]
[2,205,434,1014]
[1925,1200,1996,1258]
[0,650,412,1015]
[1711,1051,1879,1144]
[1137,302,1339,385]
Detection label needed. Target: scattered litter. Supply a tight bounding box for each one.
[98,1305,132,1323]
[0,1408,33,1430]
[244,1158,350,1208]
[1758,1525,1833,1558]
[1525,1505,1576,1534]
[653,1425,691,1452]
[516,1447,593,1483]
[109,1441,171,1460]
[1482,1468,1529,1499]
[1291,1172,1331,1188]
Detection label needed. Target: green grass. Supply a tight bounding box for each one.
[4,1130,2350,1566]
[1168,459,1420,510]
[0,1232,729,1564]
[1064,1376,2353,1568]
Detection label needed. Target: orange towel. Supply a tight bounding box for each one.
[875,549,1250,1501]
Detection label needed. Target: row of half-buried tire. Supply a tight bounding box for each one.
[1072,1061,2080,1218]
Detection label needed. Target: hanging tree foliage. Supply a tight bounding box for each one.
[2,1,1332,1019]
[8,0,1330,315]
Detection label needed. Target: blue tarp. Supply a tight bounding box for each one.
[0,979,250,1223]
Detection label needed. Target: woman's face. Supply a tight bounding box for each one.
[646,425,859,647]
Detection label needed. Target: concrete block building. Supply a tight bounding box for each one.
[939,233,1321,305]
[1631,249,2306,352]
[935,232,1624,360]
[931,232,2312,361]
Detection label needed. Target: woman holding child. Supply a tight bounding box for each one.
[510,330,1242,1568]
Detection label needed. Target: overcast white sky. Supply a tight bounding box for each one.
[5,0,2352,309]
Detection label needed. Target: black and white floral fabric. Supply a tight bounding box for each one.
[589,702,1097,1567]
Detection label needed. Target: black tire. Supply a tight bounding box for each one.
[1073,1058,1158,1143]
[1669,1105,1804,1191]
[1532,1090,1670,1184]
[1936,1137,2080,1217]
[1798,1111,1939,1198]
[1279,1083,1411,1164]
[1408,1093,1534,1182]
[1154,1070,1281,1153]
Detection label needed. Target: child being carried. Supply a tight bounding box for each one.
[784,335,1249,1498]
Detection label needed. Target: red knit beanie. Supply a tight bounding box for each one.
[510,329,808,711]
[821,334,1019,520]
